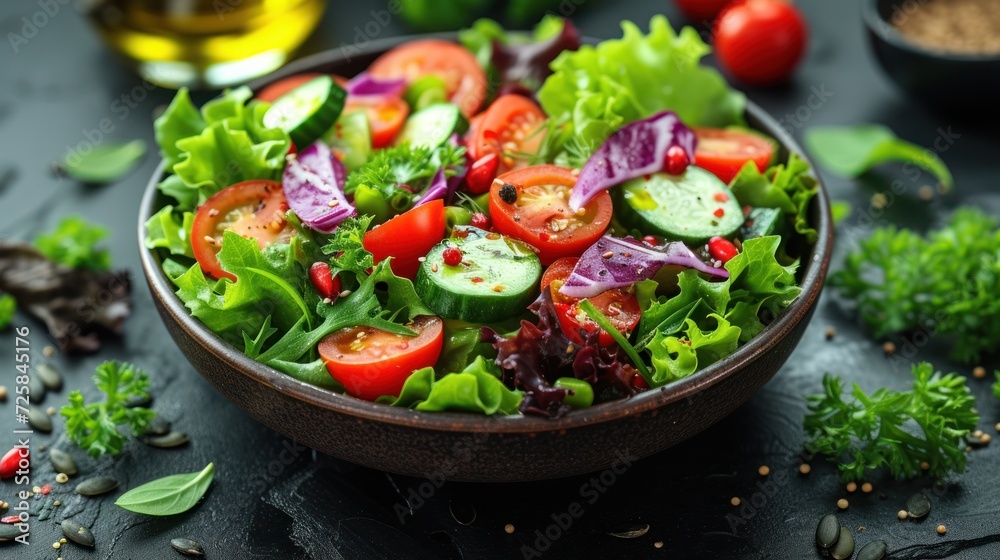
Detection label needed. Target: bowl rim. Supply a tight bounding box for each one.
[138,34,833,435]
[862,0,1000,62]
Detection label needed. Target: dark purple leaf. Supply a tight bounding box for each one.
[492,20,581,92]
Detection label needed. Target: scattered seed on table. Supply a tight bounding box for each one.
[882,342,896,356]
[758,465,770,476]
[504,524,515,534]
[837,499,849,510]
[53,500,61,506]
[995,422,1000,432]
[799,464,811,475]
[918,185,935,200]
[862,483,873,493]
[937,524,947,535]
[920,461,930,471]
[825,327,836,340]
[857,540,888,560]
[654,541,663,549]
[43,346,55,357]
[906,493,931,518]
[608,523,650,539]
[831,526,855,560]
[50,448,78,476]
[61,519,95,547]
[36,363,63,391]
[816,514,840,549]
[974,430,984,438]
[0,386,7,401]
[973,366,986,379]
[731,497,741,506]
[75,476,118,496]
[28,407,53,432]
[871,193,888,209]
[53,542,60,549]
[46,406,56,416]
[982,434,992,444]
[170,537,205,557]
[846,482,857,493]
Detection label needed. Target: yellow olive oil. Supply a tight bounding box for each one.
[84,0,327,88]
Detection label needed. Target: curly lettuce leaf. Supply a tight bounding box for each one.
[648,314,741,384]
[154,87,290,210]
[729,153,819,244]
[538,16,745,164]
[144,205,195,258]
[379,355,522,414]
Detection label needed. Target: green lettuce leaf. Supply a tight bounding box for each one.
[154,87,290,210]
[648,314,741,384]
[379,355,523,415]
[538,16,745,165]
[144,206,195,258]
[0,293,15,329]
[729,153,819,244]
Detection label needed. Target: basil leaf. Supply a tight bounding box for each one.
[805,125,954,191]
[60,139,147,184]
[115,463,215,516]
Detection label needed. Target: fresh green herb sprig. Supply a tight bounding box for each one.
[0,293,15,329]
[61,361,156,458]
[116,463,215,516]
[804,362,979,483]
[35,216,112,270]
[832,208,1000,364]
[322,215,375,278]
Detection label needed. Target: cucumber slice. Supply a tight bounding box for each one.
[264,75,346,148]
[323,111,371,171]
[395,103,469,149]
[404,75,448,111]
[415,227,541,323]
[739,207,783,240]
[616,166,744,244]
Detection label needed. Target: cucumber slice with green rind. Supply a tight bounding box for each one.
[395,103,469,149]
[739,207,783,240]
[616,166,744,244]
[415,227,541,323]
[264,75,346,148]
[323,111,371,171]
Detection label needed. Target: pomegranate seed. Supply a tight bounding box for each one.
[1,516,20,524]
[713,208,725,218]
[471,212,490,230]
[0,447,27,479]
[708,236,739,263]
[632,373,650,390]
[641,235,659,246]
[466,153,500,194]
[442,247,463,266]
[40,484,51,495]
[309,262,341,301]
[664,145,690,175]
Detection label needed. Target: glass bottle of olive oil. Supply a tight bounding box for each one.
[83,0,327,89]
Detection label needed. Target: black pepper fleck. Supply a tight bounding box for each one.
[499,183,518,204]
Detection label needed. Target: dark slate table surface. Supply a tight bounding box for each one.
[2,0,999,558]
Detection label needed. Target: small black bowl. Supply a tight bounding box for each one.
[863,0,1000,114]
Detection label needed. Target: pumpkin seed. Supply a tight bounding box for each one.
[830,526,855,560]
[28,407,53,433]
[49,448,78,476]
[142,431,189,448]
[448,500,476,526]
[607,522,650,539]
[61,519,95,547]
[857,539,888,560]
[0,523,21,541]
[36,363,63,391]
[76,476,118,496]
[816,514,840,549]
[144,416,172,437]
[906,492,932,518]
[170,537,205,557]
[27,374,45,403]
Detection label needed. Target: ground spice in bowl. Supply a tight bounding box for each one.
[892,0,1000,56]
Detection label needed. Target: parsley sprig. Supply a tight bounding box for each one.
[344,144,465,195]
[61,361,156,458]
[35,216,112,270]
[804,362,979,483]
[322,215,375,277]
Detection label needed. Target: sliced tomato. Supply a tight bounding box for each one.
[369,39,487,117]
[256,73,326,103]
[470,94,547,173]
[191,180,292,281]
[344,96,410,149]
[319,315,444,401]
[541,257,641,347]
[694,128,776,184]
[490,166,612,265]
[363,200,446,279]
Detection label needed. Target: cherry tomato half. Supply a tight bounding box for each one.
[694,128,775,184]
[191,180,293,281]
[319,315,444,401]
[470,94,547,173]
[714,0,808,86]
[369,39,487,117]
[344,96,410,149]
[541,257,642,347]
[363,200,446,280]
[490,165,612,265]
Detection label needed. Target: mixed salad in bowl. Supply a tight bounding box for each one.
[144,16,818,419]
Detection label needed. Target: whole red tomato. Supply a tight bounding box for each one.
[674,0,736,22]
[714,0,808,86]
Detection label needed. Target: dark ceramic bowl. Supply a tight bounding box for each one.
[138,35,833,482]
[863,0,1000,114]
